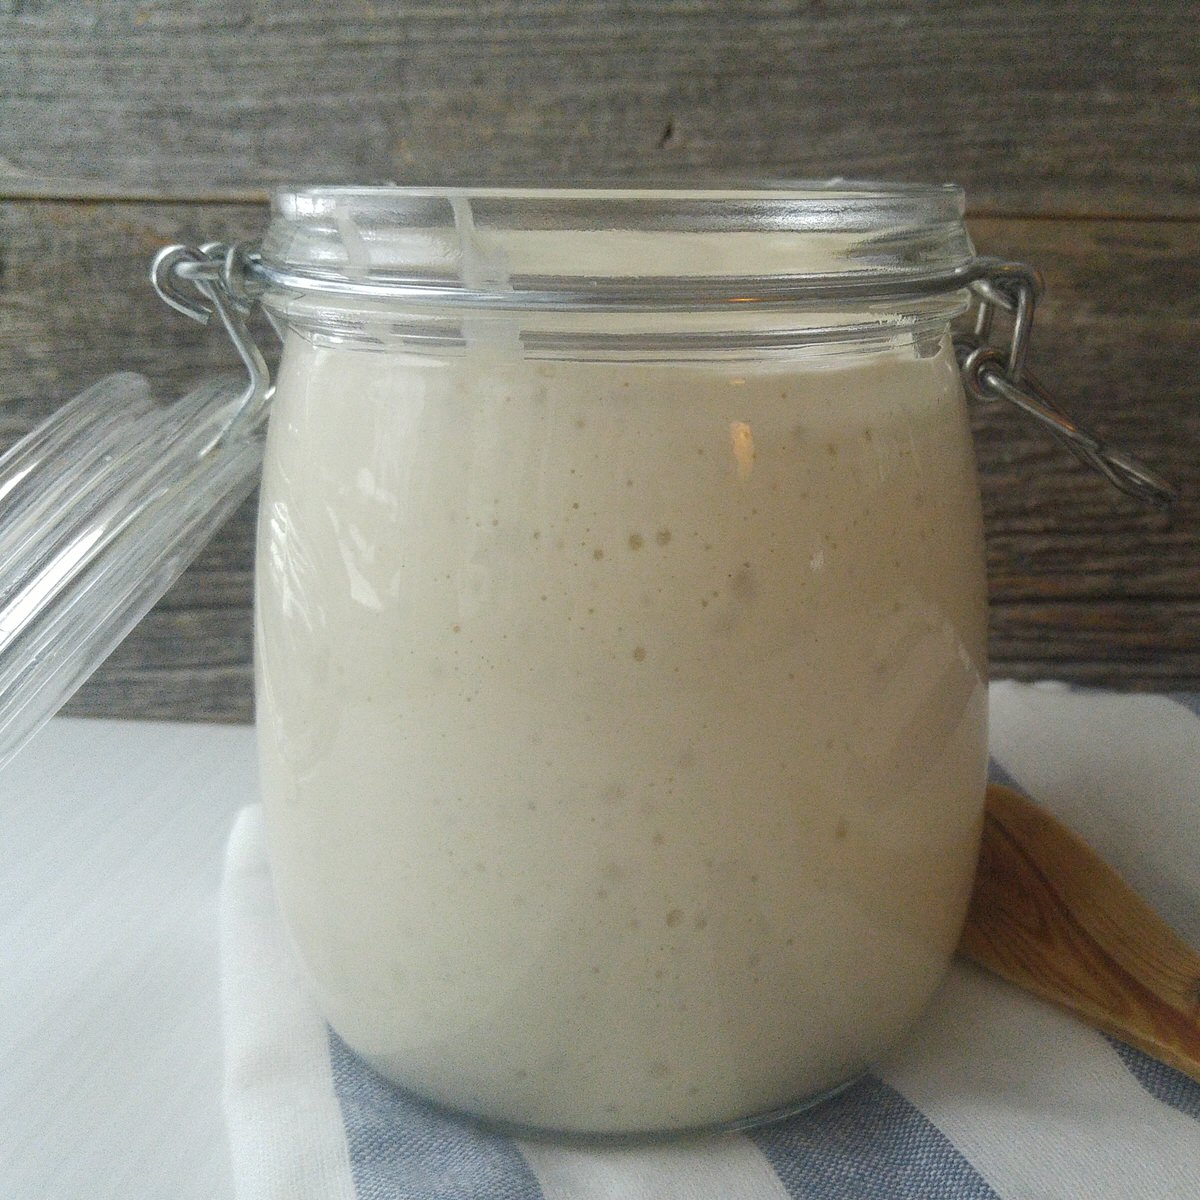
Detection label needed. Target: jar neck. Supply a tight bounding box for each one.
[263,289,968,359]
[258,183,975,312]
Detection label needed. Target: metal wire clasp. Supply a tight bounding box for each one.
[150,242,272,443]
[954,259,1176,509]
[148,243,1175,509]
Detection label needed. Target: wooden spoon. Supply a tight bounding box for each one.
[959,783,1200,1084]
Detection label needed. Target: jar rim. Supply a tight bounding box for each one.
[253,181,976,312]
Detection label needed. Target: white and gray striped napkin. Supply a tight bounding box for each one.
[221,682,1200,1200]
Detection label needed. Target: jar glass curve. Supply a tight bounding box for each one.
[252,184,990,1137]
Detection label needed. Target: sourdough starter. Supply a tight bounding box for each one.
[255,329,988,1134]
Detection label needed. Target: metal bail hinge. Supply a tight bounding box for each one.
[150,242,273,443]
[953,259,1177,510]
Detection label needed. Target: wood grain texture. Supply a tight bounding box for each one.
[0,199,1195,717]
[0,0,1197,215]
[961,783,1200,1084]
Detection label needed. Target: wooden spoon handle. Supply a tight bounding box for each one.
[959,783,1200,1083]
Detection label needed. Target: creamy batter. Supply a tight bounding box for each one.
[255,328,988,1134]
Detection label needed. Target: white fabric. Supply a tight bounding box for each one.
[881,965,1200,1200]
[518,1132,795,1200]
[0,717,256,1200]
[221,806,356,1200]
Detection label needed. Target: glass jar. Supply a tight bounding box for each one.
[0,181,1171,1139]
[252,184,989,1135]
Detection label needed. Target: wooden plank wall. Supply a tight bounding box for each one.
[0,0,1197,720]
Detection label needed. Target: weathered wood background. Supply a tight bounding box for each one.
[1,0,1197,719]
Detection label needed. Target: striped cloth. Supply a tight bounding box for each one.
[220,682,1200,1200]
